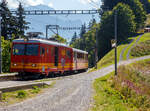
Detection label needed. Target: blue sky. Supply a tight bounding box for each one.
[6,0,101,10]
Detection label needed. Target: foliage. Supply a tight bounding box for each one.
[92,73,131,111]
[145,14,150,27]
[16,90,27,99]
[31,86,40,93]
[102,0,146,30]
[92,59,150,110]
[98,3,136,59]
[139,0,150,13]
[16,2,29,38]
[0,1,29,40]
[0,1,18,40]
[129,33,150,58]
[70,32,77,46]
[79,23,86,50]
[1,36,13,72]
[131,40,150,57]
[71,23,99,67]
[51,34,67,44]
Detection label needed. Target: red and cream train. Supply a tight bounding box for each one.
[10,38,88,77]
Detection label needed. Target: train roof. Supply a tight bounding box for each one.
[13,38,88,54]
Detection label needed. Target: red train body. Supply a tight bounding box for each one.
[10,38,88,76]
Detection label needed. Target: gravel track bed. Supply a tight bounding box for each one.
[1,55,150,111]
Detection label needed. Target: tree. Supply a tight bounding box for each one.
[51,34,67,44]
[0,0,19,40]
[139,0,150,13]
[89,18,96,29]
[79,23,86,50]
[71,24,99,67]
[16,2,29,38]
[0,0,12,39]
[1,36,14,72]
[102,0,146,30]
[98,3,136,59]
[70,32,77,46]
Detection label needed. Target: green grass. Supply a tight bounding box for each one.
[137,33,150,43]
[130,33,150,58]
[89,36,138,72]
[92,72,133,111]
[0,81,55,106]
[89,33,150,73]
[92,58,150,111]
[122,36,140,60]
[145,14,150,27]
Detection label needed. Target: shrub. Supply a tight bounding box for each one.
[31,86,40,93]
[16,90,27,98]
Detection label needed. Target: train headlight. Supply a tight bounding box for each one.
[13,63,17,66]
[32,64,36,67]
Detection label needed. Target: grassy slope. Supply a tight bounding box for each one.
[122,36,140,60]
[89,33,150,73]
[92,73,131,111]
[130,33,150,59]
[89,36,139,72]
[92,59,150,111]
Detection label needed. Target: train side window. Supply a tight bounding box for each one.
[47,48,49,53]
[67,50,71,58]
[77,53,80,58]
[40,47,45,55]
[74,52,76,58]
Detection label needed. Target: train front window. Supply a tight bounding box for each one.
[13,44,39,56]
[26,45,39,56]
[13,44,25,55]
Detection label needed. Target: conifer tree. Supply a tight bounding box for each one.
[70,32,77,46]
[16,2,29,38]
[0,0,11,39]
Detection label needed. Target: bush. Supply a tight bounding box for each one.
[16,90,27,98]
[31,86,40,93]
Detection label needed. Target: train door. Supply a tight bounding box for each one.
[54,47,59,67]
[73,51,77,70]
[75,52,77,70]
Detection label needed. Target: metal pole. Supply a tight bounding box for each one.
[95,28,98,69]
[114,11,117,76]
[0,14,2,73]
[56,25,59,38]
[46,25,48,39]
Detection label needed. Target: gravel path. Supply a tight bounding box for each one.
[1,55,150,111]
[119,39,133,61]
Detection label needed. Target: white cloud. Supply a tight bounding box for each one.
[7,0,19,8]
[26,0,44,6]
[48,2,53,8]
[7,0,45,8]
[78,0,99,4]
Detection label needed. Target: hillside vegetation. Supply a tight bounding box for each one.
[89,33,150,72]
[89,35,141,72]
[130,33,150,58]
[92,59,150,111]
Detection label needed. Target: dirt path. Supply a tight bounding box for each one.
[119,39,133,61]
[126,35,143,60]
[1,55,150,111]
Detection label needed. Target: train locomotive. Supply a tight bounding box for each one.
[10,38,88,78]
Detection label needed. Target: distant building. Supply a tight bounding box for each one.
[144,27,150,33]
